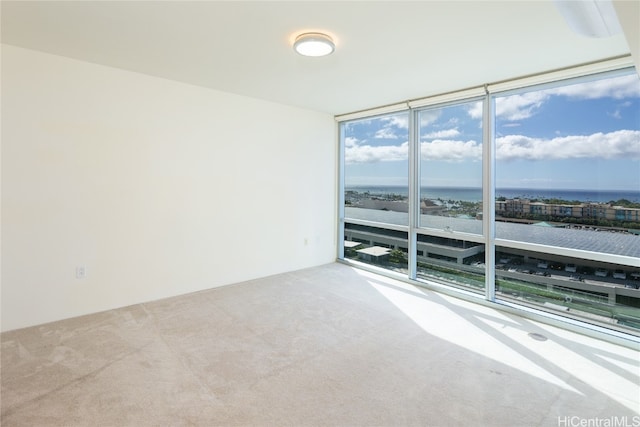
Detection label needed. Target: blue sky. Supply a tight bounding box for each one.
[344,72,640,191]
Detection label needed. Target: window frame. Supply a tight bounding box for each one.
[337,59,640,346]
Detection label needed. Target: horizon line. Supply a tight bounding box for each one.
[345,185,640,192]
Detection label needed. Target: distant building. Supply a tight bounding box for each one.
[495,199,640,223]
[353,199,445,215]
[356,246,391,263]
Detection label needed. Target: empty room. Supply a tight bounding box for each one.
[2,1,639,426]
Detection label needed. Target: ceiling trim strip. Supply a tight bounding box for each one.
[407,86,485,109]
[335,102,409,122]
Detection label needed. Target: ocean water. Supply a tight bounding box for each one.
[345,186,640,203]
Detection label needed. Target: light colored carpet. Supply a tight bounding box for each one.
[2,263,639,426]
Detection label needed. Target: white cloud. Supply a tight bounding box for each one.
[422,128,461,139]
[345,130,639,164]
[345,138,482,164]
[495,92,549,121]
[467,102,483,120]
[374,114,409,139]
[345,141,409,164]
[475,75,640,122]
[546,74,640,100]
[496,130,640,161]
[608,109,622,119]
[607,100,634,120]
[419,110,441,127]
[374,128,400,139]
[421,139,482,162]
[345,137,359,148]
[382,115,409,129]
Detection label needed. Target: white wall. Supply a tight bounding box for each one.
[1,45,337,332]
[613,1,640,75]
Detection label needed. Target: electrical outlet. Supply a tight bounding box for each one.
[76,266,87,279]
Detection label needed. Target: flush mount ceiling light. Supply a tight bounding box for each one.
[293,32,335,57]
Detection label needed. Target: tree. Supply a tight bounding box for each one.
[389,249,407,264]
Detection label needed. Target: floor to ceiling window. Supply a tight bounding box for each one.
[415,99,486,294]
[492,71,640,330]
[342,111,410,274]
[339,61,640,337]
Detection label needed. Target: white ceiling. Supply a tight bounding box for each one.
[1,1,636,115]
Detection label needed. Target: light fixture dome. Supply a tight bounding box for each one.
[293,32,335,57]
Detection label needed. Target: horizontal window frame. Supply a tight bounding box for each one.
[343,218,409,234]
[416,227,485,245]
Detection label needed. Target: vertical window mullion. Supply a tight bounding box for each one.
[408,109,419,280]
[337,122,346,260]
[483,92,496,301]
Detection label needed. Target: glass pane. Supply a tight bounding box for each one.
[418,101,483,234]
[343,112,410,226]
[416,233,486,295]
[344,223,408,274]
[494,72,640,332]
[495,246,640,331]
